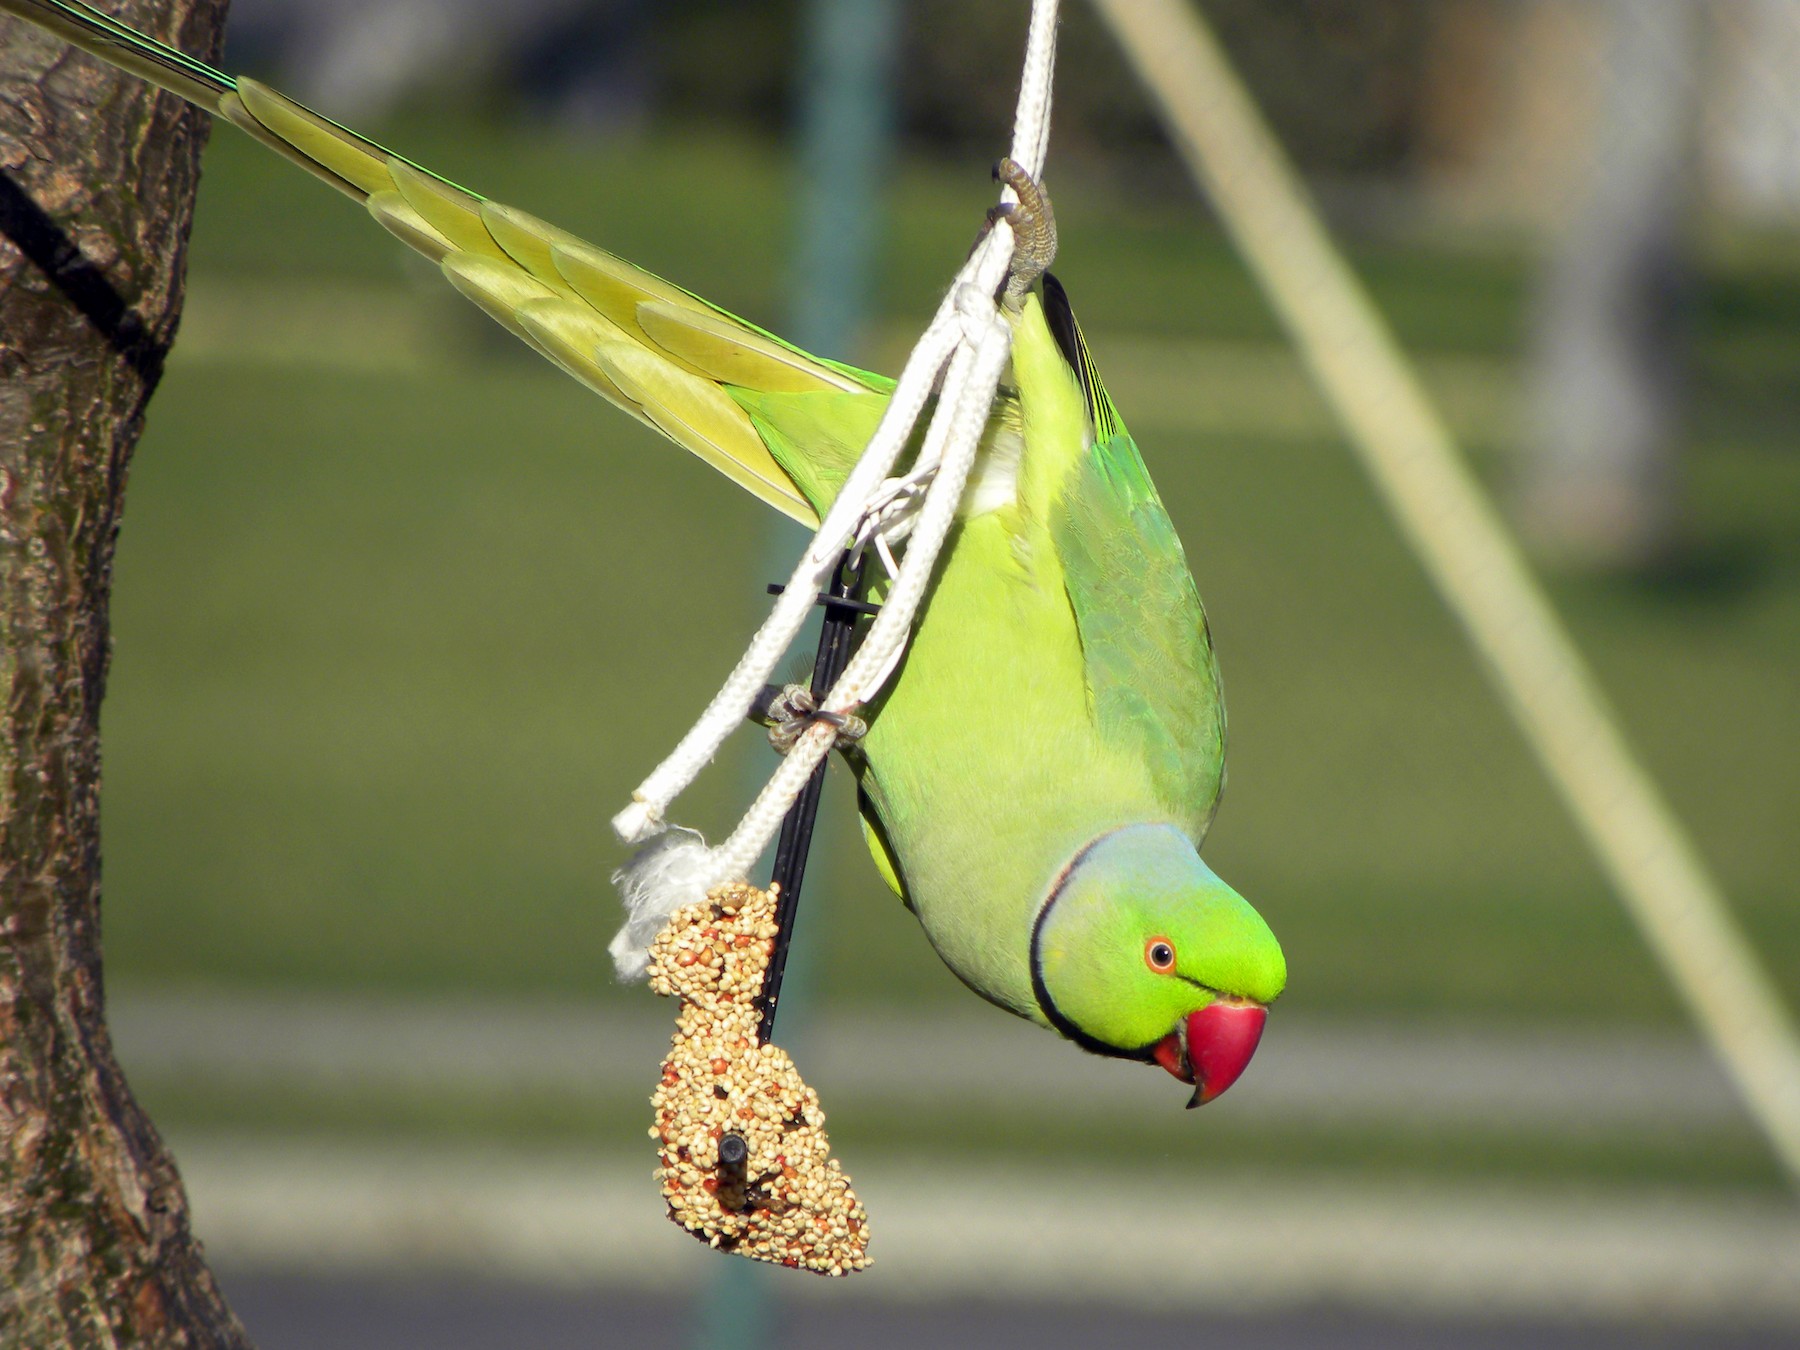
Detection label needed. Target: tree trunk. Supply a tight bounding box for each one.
[0,1,250,1344]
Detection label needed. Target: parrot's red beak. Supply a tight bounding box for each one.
[1150,1000,1267,1108]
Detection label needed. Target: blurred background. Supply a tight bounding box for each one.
[98,0,1798,1345]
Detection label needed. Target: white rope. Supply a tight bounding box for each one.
[609,0,1061,977]
[1010,0,1059,177]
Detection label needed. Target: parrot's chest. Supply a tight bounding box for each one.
[856,514,1159,1018]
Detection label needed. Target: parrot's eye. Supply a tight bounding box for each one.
[1144,938,1177,973]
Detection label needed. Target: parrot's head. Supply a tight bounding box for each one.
[1030,823,1285,1107]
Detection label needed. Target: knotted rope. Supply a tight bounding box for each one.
[609,0,1061,978]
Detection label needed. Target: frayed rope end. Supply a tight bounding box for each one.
[609,826,722,981]
[612,799,665,846]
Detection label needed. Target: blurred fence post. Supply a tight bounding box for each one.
[689,1,898,1343]
[1088,0,1800,1193]
[1521,0,1700,569]
[788,0,901,362]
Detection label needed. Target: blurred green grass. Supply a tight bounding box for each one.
[102,115,1800,1032]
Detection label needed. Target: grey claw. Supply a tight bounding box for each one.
[754,683,866,756]
[992,157,1057,305]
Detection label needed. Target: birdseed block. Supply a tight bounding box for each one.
[647,881,872,1275]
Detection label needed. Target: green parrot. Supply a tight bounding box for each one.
[2,0,1286,1105]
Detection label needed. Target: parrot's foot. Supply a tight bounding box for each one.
[989,157,1058,307]
[753,684,867,756]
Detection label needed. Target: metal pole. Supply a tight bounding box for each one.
[788,0,901,359]
[690,1,898,1344]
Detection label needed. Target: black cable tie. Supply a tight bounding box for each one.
[756,550,868,1045]
[765,582,882,617]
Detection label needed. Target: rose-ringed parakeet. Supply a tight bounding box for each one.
[1,0,1286,1105]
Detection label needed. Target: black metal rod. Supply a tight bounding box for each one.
[756,551,868,1044]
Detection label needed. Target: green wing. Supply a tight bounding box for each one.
[1041,276,1226,841]
[0,0,891,523]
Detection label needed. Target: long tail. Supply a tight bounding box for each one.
[1,0,889,522]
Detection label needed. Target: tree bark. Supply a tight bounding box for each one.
[0,1,249,1344]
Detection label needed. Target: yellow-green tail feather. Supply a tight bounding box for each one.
[0,0,898,524]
